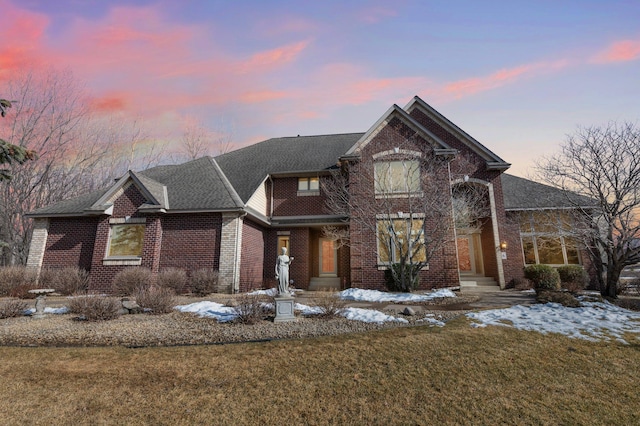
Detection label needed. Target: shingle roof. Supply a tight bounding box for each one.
[216,133,362,202]
[28,157,243,216]
[501,174,595,210]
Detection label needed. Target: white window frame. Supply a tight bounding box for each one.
[103,217,146,265]
[375,214,427,268]
[297,177,320,196]
[518,211,581,266]
[374,159,421,198]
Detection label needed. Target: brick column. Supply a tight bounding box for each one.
[218,212,244,293]
[26,218,49,279]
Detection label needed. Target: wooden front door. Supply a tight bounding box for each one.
[457,233,483,275]
[319,238,338,277]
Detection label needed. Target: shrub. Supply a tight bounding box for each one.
[0,266,37,297]
[190,269,219,296]
[0,299,28,319]
[112,267,153,296]
[233,293,269,324]
[39,267,89,296]
[510,277,534,290]
[384,263,421,292]
[157,268,188,294]
[557,265,589,293]
[536,289,581,307]
[524,264,560,291]
[68,296,121,321]
[310,290,346,320]
[134,286,176,315]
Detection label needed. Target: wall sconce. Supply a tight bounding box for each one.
[500,241,508,251]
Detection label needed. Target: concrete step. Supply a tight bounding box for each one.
[308,277,341,291]
[459,274,499,292]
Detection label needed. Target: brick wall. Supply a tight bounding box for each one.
[271,177,329,216]
[42,217,100,271]
[239,220,265,292]
[159,213,222,272]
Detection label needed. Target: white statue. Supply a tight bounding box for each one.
[275,247,294,295]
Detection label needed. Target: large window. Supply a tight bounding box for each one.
[107,220,146,257]
[518,211,580,265]
[377,218,426,264]
[374,160,420,195]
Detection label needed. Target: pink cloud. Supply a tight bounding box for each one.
[442,60,569,99]
[357,6,398,24]
[239,40,310,73]
[592,39,640,63]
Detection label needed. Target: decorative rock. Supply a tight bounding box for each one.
[402,307,416,316]
[122,299,142,314]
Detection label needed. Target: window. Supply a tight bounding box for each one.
[107,220,145,257]
[518,211,580,265]
[277,235,290,254]
[298,177,319,191]
[377,218,426,264]
[374,160,420,195]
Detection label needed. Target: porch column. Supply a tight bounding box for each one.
[219,212,244,293]
[488,183,506,288]
[26,218,49,280]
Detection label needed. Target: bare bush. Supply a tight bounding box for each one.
[134,286,176,315]
[310,290,346,320]
[157,268,187,294]
[38,267,89,295]
[112,267,153,296]
[233,294,269,324]
[190,269,219,296]
[67,296,121,321]
[0,299,28,319]
[0,266,37,297]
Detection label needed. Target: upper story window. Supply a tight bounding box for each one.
[297,177,320,196]
[374,160,420,196]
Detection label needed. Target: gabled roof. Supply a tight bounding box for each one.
[27,157,243,217]
[343,104,457,159]
[501,174,596,210]
[216,133,361,203]
[404,96,510,170]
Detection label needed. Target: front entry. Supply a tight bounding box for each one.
[456,233,483,275]
[319,238,338,277]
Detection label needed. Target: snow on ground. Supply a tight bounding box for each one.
[467,300,640,343]
[24,306,69,315]
[341,307,408,324]
[339,288,456,303]
[174,301,237,322]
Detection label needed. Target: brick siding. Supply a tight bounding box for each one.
[239,219,265,292]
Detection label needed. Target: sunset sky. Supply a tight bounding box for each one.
[2,0,639,177]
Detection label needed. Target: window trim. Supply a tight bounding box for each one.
[297,177,320,196]
[374,159,422,198]
[375,214,428,269]
[518,211,581,266]
[103,217,146,265]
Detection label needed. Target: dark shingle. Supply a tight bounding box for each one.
[501,174,595,210]
[216,133,362,202]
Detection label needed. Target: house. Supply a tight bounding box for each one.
[25,96,593,293]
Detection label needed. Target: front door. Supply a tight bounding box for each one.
[319,238,338,277]
[457,233,483,275]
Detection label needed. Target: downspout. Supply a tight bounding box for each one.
[232,211,248,294]
[448,162,462,287]
[268,175,274,219]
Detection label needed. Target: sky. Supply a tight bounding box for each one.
[1,0,639,177]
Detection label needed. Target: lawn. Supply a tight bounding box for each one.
[0,317,638,425]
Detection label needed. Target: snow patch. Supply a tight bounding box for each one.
[339,288,456,303]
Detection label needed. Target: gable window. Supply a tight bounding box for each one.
[297,177,320,196]
[377,217,426,264]
[518,211,580,266]
[105,218,146,263]
[374,160,420,195]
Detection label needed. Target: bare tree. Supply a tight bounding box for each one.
[323,136,488,291]
[0,68,166,265]
[178,117,235,161]
[537,121,640,298]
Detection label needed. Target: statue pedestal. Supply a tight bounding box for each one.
[274,294,296,323]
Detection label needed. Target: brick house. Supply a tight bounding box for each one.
[26,96,593,293]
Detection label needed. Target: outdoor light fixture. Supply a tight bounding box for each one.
[500,241,508,251]
[464,175,469,182]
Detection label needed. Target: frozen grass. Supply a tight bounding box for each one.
[0,320,638,424]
